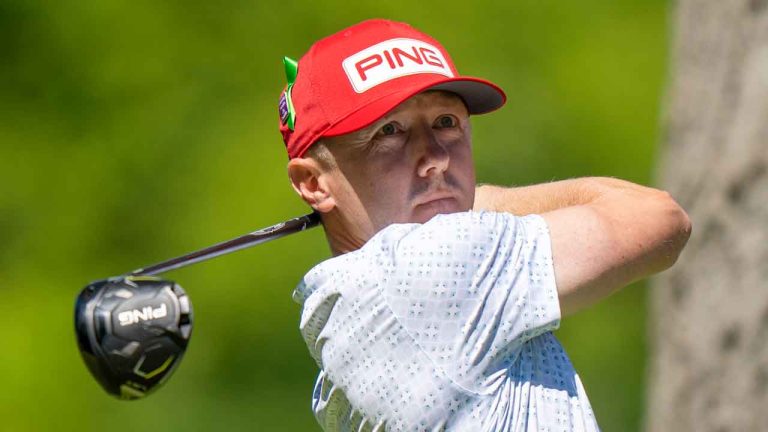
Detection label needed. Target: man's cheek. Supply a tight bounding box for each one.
[376,151,411,174]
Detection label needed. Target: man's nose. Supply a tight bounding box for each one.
[415,128,450,178]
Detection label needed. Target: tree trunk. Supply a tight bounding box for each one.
[647,1,768,431]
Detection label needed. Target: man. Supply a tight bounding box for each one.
[279,19,691,431]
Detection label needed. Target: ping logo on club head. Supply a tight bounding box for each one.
[342,38,454,93]
[118,303,168,326]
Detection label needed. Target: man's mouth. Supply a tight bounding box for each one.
[412,191,462,224]
[413,192,457,208]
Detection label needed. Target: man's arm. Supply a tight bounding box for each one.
[474,178,692,316]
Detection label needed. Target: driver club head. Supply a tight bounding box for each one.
[74,276,193,399]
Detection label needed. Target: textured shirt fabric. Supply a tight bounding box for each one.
[293,211,600,431]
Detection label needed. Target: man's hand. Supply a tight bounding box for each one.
[474,178,692,316]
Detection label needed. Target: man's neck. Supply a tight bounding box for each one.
[319,210,370,256]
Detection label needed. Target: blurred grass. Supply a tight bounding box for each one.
[0,0,668,430]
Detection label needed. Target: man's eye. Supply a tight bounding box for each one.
[378,122,398,136]
[435,115,457,128]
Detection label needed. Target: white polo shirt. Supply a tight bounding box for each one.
[293,211,599,431]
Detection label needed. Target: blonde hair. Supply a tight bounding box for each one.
[304,140,337,170]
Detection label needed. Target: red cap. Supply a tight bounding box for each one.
[278,19,506,159]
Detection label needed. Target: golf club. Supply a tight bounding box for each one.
[129,212,321,276]
[75,212,321,399]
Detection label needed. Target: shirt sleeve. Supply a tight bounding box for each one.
[380,210,561,394]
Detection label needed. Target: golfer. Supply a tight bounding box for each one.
[280,19,691,431]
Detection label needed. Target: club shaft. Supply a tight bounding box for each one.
[129,212,321,276]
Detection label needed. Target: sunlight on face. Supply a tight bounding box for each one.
[321,91,475,237]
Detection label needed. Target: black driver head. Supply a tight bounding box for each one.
[74,276,193,399]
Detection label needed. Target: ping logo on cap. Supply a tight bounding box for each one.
[342,38,454,93]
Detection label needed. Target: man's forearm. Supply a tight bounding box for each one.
[473,177,660,215]
[474,177,691,317]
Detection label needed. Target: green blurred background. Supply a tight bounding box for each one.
[0,0,668,430]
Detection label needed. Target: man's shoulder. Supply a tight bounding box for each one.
[301,211,498,271]
[293,211,547,304]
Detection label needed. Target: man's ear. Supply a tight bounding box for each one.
[287,158,336,213]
